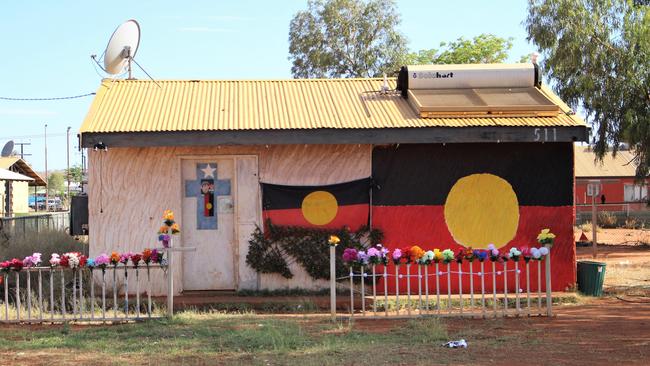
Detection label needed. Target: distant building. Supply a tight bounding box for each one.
[574,146,649,213]
[0,157,47,216]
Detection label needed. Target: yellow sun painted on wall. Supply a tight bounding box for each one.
[301,191,339,225]
[444,173,519,249]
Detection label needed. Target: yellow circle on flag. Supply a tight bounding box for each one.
[206,202,213,210]
[444,173,519,249]
[301,191,339,225]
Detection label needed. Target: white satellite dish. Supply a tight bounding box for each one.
[103,19,141,78]
[1,140,14,157]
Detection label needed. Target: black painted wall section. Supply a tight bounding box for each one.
[372,142,574,206]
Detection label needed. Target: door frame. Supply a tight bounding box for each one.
[177,154,260,291]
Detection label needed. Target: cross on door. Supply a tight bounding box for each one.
[184,163,231,230]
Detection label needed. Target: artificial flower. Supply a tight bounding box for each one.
[442,249,455,263]
[163,209,175,222]
[59,255,69,268]
[433,249,443,263]
[151,249,161,264]
[392,248,402,265]
[342,248,358,264]
[367,247,382,265]
[95,254,110,270]
[131,254,142,268]
[356,250,369,266]
[23,253,42,268]
[473,249,488,262]
[509,247,522,262]
[537,229,556,246]
[49,253,60,267]
[120,252,132,265]
[171,223,181,234]
[409,245,425,263]
[110,252,120,266]
[158,225,170,234]
[10,258,23,271]
[328,235,341,246]
[86,258,96,269]
[142,248,153,264]
[420,250,434,265]
[0,261,11,273]
[464,247,475,262]
[454,249,464,264]
[539,247,549,256]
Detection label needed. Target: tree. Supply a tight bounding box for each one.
[66,164,84,186]
[404,34,514,65]
[524,0,650,174]
[288,0,408,78]
[47,172,65,196]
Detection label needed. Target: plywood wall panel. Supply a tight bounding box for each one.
[88,144,371,294]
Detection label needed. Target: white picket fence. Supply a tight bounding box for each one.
[329,247,553,319]
[1,265,167,323]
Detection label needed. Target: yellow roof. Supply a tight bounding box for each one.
[574,146,639,178]
[0,157,47,186]
[80,78,586,133]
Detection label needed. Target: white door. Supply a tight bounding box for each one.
[182,158,235,290]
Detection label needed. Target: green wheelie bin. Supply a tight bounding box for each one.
[576,261,606,296]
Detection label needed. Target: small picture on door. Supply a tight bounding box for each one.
[201,179,214,217]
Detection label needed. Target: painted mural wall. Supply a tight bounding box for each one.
[371,142,576,292]
[87,144,372,294]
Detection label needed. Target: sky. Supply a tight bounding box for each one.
[0,0,534,172]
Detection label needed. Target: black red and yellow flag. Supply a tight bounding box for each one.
[261,178,371,230]
[371,142,574,292]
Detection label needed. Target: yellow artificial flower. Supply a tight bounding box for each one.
[433,249,443,261]
[171,223,181,234]
[328,235,341,246]
[163,210,175,221]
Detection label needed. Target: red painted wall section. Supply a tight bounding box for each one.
[575,177,650,212]
[372,206,574,293]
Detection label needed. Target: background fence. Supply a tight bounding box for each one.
[0,212,69,239]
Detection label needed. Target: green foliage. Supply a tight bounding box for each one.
[47,171,65,196]
[246,219,383,280]
[288,0,408,78]
[65,164,84,186]
[404,34,514,65]
[524,0,650,175]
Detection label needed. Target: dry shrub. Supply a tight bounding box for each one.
[0,229,87,260]
[598,211,618,228]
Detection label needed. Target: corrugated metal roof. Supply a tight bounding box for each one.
[574,146,639,178]
[80,78,586,133]
[0,157,47,186]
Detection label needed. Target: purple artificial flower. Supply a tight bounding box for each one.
[342,248,358,264]
[357,250,368,265]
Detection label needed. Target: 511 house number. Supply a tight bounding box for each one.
[533,128,557,142]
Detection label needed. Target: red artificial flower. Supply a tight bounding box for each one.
[79,255,87,268]
[10,258,24,271]
[59,255,69,268]
[131,254,142,267]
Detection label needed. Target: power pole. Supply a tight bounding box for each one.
[66,126,71,209]
[44,123,49,212]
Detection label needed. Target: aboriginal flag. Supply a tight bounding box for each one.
[371,142,575,292]
[261,178,372,230]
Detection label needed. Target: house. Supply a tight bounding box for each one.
[574,146,649,215]
[0,156,47,216]
[78,63,588,295]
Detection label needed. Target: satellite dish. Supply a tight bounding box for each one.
[103,19,141,78]
[1,140,14,157]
